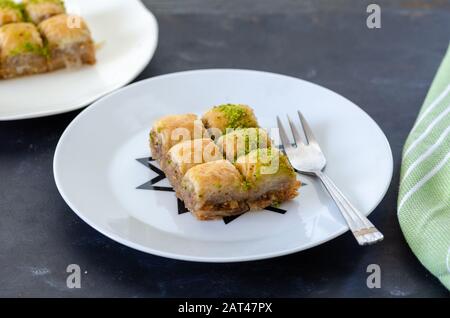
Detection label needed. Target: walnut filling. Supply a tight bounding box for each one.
[178,179,300,220]
[163,159,184,198]
[47,42,96,71]
[149,130,163,162]
[1,53,47,78]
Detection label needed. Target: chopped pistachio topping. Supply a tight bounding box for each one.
[26,0,65,6]
[248,148,295,182]
[235,149,280,189]
[222,128,270,161]
[10,41,48,57]
[0,0,22,11]
[215,104,257,129]
[272,200,281,208]
[0,0,24,19]
[241,180,252,191]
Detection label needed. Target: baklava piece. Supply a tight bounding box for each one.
[216,128,271,162]
[150,114,208,162]
[180,160,248,220]
[0,0,23,26]
[235,148,300,209]
[23,0,65,24]
[202,104,259,136]
[164,138,222,193]
[38,13,95,71]
[0,22,47,78]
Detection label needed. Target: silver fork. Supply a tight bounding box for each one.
[277,111,384,245]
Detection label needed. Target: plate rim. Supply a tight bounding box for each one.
[0,0,159,121]
[53,68,394,262]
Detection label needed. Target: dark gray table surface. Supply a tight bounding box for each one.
[1,0,449,297]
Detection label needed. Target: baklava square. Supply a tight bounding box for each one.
[180,160,248,220]
[0,22,47,78]
[164,139,223,193]
[23,0,65,24]
[38,13,95,71]
[202,104,259,136]
[150,114,209,162]
[235,148,300,208]
[0,0,24,26]
[216,128,271,162]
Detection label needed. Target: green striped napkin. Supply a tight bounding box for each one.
[398,44,450,291]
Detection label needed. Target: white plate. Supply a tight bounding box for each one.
[0,0,158,120]
[54,69,393,262]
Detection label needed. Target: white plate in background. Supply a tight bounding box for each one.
[54,69,393,262]
[0,0,158,120]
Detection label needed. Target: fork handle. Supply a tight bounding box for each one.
[315,171,384,246]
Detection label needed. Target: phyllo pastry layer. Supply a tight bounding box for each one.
[235,148,300,208]
[216,128,271,162]
[23,0,65,24]
[0,0,23,26]
[150,114,208,161]
[166,138,222,176]
[38,13,95,70]
[180,160,248,220]
[202,104,258,136]
[0,22,47,78]
[164,138,222,193]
